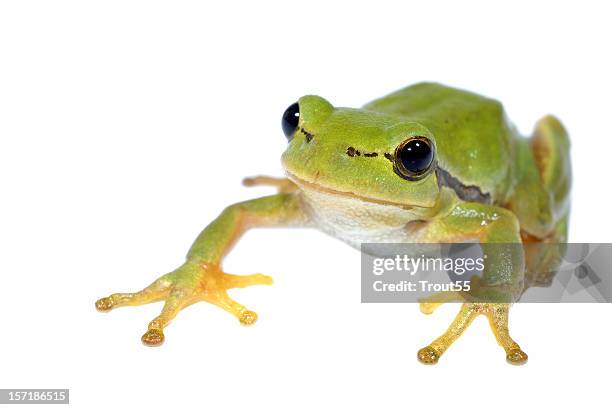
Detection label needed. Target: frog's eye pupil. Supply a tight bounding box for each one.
[394,137,435,180]
[281,102,300,140]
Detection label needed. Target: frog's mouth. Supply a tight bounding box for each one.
[285,172,419,209]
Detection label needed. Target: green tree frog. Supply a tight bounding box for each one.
[96,83,571,365]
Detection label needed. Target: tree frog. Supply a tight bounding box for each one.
[96,83,571,365]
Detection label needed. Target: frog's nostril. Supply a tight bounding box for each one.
[346,147,361,157]
[300,128,314,143]
[347,147,378,158]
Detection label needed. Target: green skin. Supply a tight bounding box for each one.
[97,83,571,364]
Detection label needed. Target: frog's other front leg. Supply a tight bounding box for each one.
[96,193,308,346]
[415,200,527,365]
[242,175,298,193]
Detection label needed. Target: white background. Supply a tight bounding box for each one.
[0,1,610,409]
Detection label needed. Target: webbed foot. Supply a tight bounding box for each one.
[418,303,527,365]
[95,261,273,346]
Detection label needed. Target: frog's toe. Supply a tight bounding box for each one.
[506,348,528,365]
[95,275,173,313]
[238,310,258,326]
[419,302,440,315]
[418,290,466,315]
[141,329,165,347]
[95,297,114,312]
[417,346,440,365]
[222,272,274,288]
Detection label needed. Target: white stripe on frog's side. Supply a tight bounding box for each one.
[297,184,425,249]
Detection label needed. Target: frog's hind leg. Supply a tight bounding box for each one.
[486,303,528,364]
[418,303,480,364]
[417,303,528,365]
[531,115,571,217]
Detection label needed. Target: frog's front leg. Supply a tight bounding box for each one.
[242,175,298,193]
[95,193,308,346]
[415,201,527,365]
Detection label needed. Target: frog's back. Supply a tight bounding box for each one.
[365,83,571,239]
[364,82,516,203]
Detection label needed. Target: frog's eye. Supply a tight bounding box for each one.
[393,137,435,180]
[281,102,300,140]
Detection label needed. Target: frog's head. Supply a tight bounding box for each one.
[280,95,440,208]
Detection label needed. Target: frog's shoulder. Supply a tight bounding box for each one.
[364,82,517,203]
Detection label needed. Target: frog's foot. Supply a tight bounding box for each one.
[95,261,273,346]
[242,175,298,194]
[417,303,527,365]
